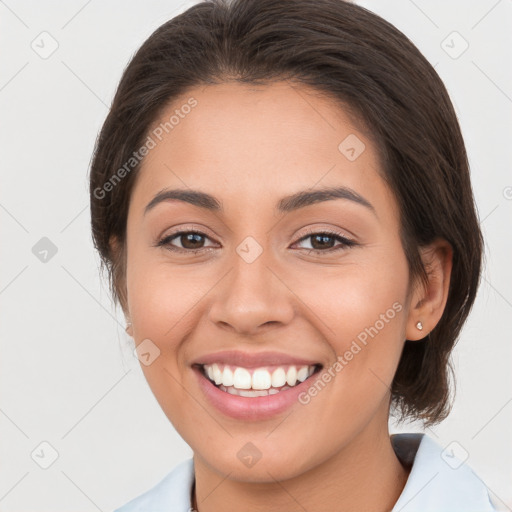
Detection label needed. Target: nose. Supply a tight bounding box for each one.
[208,249,295,336]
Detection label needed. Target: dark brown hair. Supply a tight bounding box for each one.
[89,0,483,427]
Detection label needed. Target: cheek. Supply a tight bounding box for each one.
[126,243,206,342]
[290,256,408,413]
[125,250,218,413]
[128,270,179,337]
[125,256,202,429]
[294,254,408,348]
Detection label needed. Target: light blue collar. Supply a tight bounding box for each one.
[115,433,497,511]
[390,433,496,511]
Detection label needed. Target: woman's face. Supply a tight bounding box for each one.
[123,81,421,481]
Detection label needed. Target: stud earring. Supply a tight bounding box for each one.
[416,321,423,331]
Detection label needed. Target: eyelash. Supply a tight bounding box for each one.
[155,227,357,255]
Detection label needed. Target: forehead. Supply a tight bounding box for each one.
[132,81,397,224]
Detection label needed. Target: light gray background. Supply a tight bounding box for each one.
[0,0,510,510]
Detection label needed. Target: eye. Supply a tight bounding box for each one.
[156,229,217,253]
[292,228,357,254]
[155,227,358,255]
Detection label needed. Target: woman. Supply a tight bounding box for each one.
[89,0,497,510]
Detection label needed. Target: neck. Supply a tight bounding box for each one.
[192,424,410,512]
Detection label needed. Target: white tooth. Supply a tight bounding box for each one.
[252,369,272,390]
[212,363,223,385]
[308,365,316,377]
[218,383,293,396]
[233,367,252,389]
[238,389,268,397]
[222,366,234,387]
[206,365,214,381]
[271,367,287,388]
[297,366,309,382]
[286,366,297,386]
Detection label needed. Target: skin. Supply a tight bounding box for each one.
[117,81,453,512]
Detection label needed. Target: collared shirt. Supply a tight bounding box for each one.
[114,433,497,511]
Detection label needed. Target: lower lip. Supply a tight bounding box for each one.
[193,366,319,421]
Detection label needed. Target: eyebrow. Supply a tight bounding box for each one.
[144,186,376,217]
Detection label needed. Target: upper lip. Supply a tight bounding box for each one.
[192,350,322,369]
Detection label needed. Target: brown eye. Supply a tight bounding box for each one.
[310,233,337,250]
[157,230,216,253]
[177,232,206,249]
[294,230,357,254]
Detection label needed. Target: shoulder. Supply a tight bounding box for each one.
[391,433,498,512]
[113,458,195,512]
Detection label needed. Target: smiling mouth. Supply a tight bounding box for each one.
[196,363,323,397]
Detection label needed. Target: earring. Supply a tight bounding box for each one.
[416,321,423,331]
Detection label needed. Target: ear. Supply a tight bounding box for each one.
[405,238,453,341]
[108,234,131,331]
